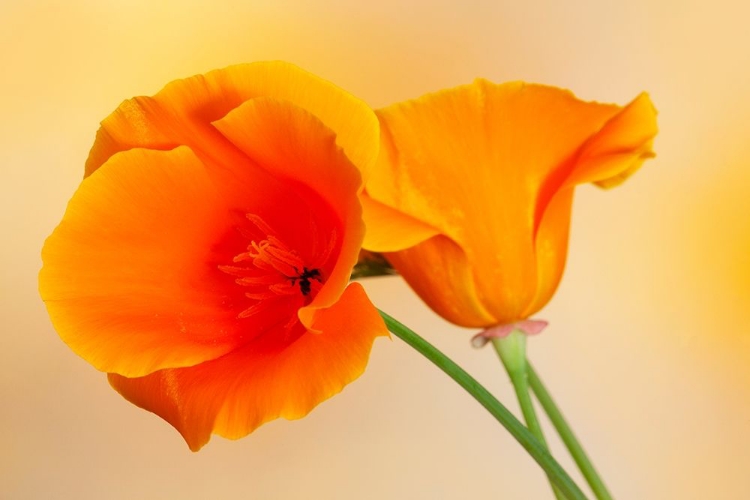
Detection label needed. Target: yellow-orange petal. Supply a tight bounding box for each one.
[108,282,388,451]
[360,194,440,252]
[524,93,658,317]
[521,186,575,319]
[576,92,658,188]
[366,80,653,325]
[39,146,292,377]
[385,236,497,326]
[85,62,379,182]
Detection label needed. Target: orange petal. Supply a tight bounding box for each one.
[367,80,655,325]
[521,186,574,318]
[85,98,180,176]
[85,62,379,181]
[385,236,497,326]
[525,93,658,316]
[40,145,303,376]
[108,283,388,451]
[360,194,440,252]
[576,92,658,188]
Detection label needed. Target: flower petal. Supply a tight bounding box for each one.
[367,80,625,324]
[522,186,574,319]
[524,93,658,317]
[574,92,658,188]
[384,235,498,326]
[85,62,379,181]
[360,192,440,252]
[40,145,299,376]
[108,283,388,451]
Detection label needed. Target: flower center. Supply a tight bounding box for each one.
[219,214,326,320]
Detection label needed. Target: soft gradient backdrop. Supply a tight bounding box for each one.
[2,1,749,498]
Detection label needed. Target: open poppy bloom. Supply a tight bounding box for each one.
[39,62,388,451]
[362,80,658,330]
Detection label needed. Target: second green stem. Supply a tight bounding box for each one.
[527,364,613,500]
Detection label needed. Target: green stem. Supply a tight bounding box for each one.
[492,332,566,500]
[379,311,588,500]
[528,364,613,500]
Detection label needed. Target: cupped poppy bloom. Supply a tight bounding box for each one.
[362,80,657,330]
[39,62,389,451]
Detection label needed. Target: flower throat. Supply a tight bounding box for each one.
[219,214,325,319]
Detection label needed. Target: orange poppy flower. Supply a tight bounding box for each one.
[39,62,388,451]
[362,80,658,329]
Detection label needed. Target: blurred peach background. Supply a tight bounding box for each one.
[2,0,749,498]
